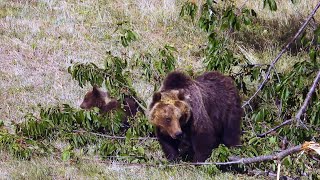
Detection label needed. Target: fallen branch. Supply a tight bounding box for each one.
[242,1,320,108]
[86,144,302,167]
[258,70,320,137]
[213,145,302,166]
[73,130,157,140]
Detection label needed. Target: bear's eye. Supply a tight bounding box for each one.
[165,118,171,123]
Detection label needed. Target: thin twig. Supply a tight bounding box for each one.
[257,119,293,137]
[73,130,157,140]
[242,1,320,108]
[130,95,147,112]
[258,70,320,137]
[276,161,281,180]
[248,170,278,179]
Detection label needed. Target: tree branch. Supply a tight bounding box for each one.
[73,130,157,140]
[242,1,320,108]
[88,145,302,167]
[257,70,320,137]
[215,145,301,166]
[294,70,320,126]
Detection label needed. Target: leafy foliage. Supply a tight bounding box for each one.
[263,0,277,11]
[115,21,138,47]
[6,103,156,162]
[180,1,198,21]
[0,132,52,160]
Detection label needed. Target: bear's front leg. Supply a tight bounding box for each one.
[158,138,179,161]
[156,129,180,161]
[191,133,219,162]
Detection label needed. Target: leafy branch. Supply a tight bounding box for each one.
[242,1,320,108]
[258,70,320,137]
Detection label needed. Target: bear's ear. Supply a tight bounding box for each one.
[152,92,162,103]
[92,85,101,96]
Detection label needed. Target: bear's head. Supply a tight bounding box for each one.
[148,90,191,139]
[80,86,118,112]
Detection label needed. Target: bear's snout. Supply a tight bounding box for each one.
[80,103,87,109]
[174,131,183,139]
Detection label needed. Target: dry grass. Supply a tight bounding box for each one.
[235,0,320,21]
[0,0,317,179]
[0,0,206,123]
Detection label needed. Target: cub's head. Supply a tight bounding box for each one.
[148,90,191,139]
[80,86,115,110]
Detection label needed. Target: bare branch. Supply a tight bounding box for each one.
[258,70,320,137]
[295,70,320,126]
[73,130,157,140]
[242,1,320,108]
[214,145,302,166]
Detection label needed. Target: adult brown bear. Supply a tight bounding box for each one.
[80,86,143,129]
[148,71,243,162]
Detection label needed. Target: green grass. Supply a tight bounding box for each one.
[0,0,318,179]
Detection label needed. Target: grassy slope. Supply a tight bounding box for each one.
[0,0,318,179]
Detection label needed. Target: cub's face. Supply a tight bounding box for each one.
[80,86,111,110]
[149,90,191,139]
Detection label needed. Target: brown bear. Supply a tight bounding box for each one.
[80,86,143,129]
[148,71,243,162]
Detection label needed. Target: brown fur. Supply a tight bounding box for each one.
[149,71,243,162]
[80,86,143,128]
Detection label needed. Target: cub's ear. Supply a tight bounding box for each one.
[152,92,162,103]
[177,89,186,100]
[92,85,101,96]
[149,92,161,110]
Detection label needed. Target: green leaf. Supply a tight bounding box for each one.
[243,16,251,25]
[269,136,276,144]
[309,48,316,62]
[248,137,259,145]
[264,0,277,11]
[137,147,145,155]
[62,150,71,161]
[268,0,277,11]
[263,0,268,9]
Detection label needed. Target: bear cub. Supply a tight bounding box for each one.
[148,71,243,162]
[80,86,143,129]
